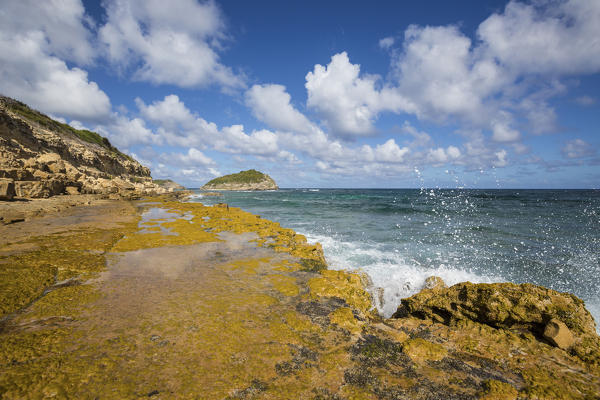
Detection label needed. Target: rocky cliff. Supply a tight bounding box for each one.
[153,179,186,191]
[0,96,171,199]
[202,169,278,191]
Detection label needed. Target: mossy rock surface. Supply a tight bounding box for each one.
[2,196,600,399]
[395,281,597,336]
[394,281,600,366]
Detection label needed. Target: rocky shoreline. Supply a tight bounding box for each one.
[0,96,172,199]
[0,195,599,399]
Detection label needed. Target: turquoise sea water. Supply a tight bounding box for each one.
[190,189,600,328]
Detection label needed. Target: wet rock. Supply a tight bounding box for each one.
[308,269,373,315]
[393,281,600,366]
[423,275,447,291]
[0,178,16,200]
[543,318,574,350]
[394,282,597,338]
[479,379,518,400]
[401,338,447,363]
[329,307,364,334]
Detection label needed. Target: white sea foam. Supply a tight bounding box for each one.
[586,300,600,334]
[304,231,600,330]
[303,232,503,318]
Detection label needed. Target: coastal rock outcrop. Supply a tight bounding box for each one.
[202,169,278,191]
[0,96,176,199]
[153,179,185,191]
[393,279,600,363]
[0,178,15,200]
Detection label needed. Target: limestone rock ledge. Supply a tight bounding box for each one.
[0,96,173,199]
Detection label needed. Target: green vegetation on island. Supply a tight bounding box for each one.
[202,169,278,190]
[204,169,268,186]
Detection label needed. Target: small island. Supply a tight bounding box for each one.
[201,169,278,191]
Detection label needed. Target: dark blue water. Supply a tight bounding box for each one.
[190,189,600,327]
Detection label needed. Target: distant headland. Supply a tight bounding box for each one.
[201,169,278,191]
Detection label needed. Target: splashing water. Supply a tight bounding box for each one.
[192,189,600,328]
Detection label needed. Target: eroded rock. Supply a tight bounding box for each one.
[543,318,574,350]
[0,178,15,201]
[393,281,600,365]
[0,96,181,199]
[394,281,596,336]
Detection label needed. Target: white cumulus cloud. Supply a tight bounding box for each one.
[478,0,600,75]
[0,2,111,121]
[100,0,244,89]
[305,52,412,138]
[245,84,315,135]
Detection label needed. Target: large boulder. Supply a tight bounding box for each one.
[394,281,596,337]
[543,318,574,350]
[0,178,16,200]
[393,281,600,363]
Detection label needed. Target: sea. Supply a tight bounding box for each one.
[189,189,600,329]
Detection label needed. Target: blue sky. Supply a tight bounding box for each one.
[1,0,599,188]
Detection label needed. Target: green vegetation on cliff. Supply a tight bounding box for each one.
[1,96,131,160]
[204,169,270,186]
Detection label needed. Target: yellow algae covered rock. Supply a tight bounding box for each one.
[3,195,600,399]
[112,208,219,252]
[401,338,447,363]
[395,281,597,336]
[223,257,271,275]
[479,379,518,400]
[341,385,379,400]
[0,205,137,319]
[308,269,373,315]
[0,259,56,317]
[268,274,300,296]
[393,281,600,365]
[141,200,328,271]
[329,307,364,334]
